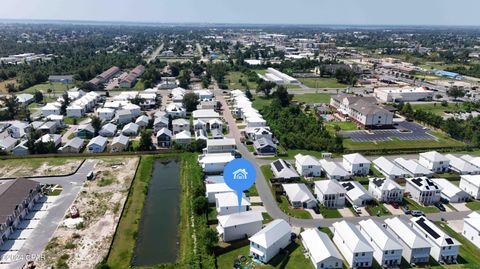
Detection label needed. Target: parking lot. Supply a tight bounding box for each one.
[0,196,56,267]
[340,121,436,142]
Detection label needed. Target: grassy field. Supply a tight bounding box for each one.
[216,242,314,269]
[22,82,73,94]
[107,155,154,268]
[293,93,334,104]
[366,202,391,217]
[319,207,342,218]
[0,79,18,94]
[260,165,274,181]
[225,71,258,90]
[411,103,465,116]
[296,77,349,88]
[252,96,273,111]
[343,131,465,152]
[132,80,145,91]
[325,121,359,134]
[254,69,268,75]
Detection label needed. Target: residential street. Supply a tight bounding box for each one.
[217,90,477,228]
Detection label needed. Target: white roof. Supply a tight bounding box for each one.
[314,180,345,195]
[369,178,403,191]
[271,159,299,179]
[282,184,315,204]
[172,118,189,125]
[207,138,236,147]
[217,211,263,228]
[215,192,250,208]
[175,130,192,139]
[301,229,342,264]
[460,175,480,188]
[394,158,432,176]
[341,181,373,203]
[465,212,480,231]
[332,221,373,253]
[206,183,233,194]
[406,177,441,192]
[411,217,461,247]
[359,219,402,251]
[461,155,480,168]
[373,157,408,177]
[249,219,291,249]
[446,154,480,174]
[199,153,235,164]
[319,159,351,177]
[295,154,320,167]
[88,136,107,147]
[431,178,468,199]
[385,217,431,249]
[343,153,371,165]
[420,151,449,163]
[97,108,115,113]
[192,109,220,119]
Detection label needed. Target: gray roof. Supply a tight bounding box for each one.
[112,135,129,146]
[64,137,84,149]
[88,136,108,147]
[253,137,276,150]
[0,178,39,224]
[78,124,94,133]
[0,136,17,150]
[101,123,117,133]
[157,128,172,137]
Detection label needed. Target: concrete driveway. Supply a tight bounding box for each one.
[384,204,404,215]
[451,203,470,212]
[338,208,355,218]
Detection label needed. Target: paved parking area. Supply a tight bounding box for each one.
[340,121,436,142]
[451,203,470,211]
[358,207,370,217]
[338,208,355,217]
[384,204,404,215]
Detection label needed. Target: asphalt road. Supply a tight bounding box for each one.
[219,90,477,228]
[6,159,97,269]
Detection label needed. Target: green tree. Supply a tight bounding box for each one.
[272,85,292,107]
[203,228,219,254]
[90,116,102,136]
[447,86,466,101]
[34,90,44,103]
[192,196,208,215]
[245,88,253,100]
[182,92,199,112]
[138,130,153,151]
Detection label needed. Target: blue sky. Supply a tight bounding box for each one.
[1,0,479,26]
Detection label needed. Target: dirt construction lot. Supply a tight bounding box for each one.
[36,157,139,269]
[0,159,82,178]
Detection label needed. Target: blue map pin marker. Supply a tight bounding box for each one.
[223,158,256,212]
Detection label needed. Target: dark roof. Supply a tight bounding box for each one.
[0,178,39,224]
[341,182,355,191]
[415,217,440,239]
[372,178,385,188]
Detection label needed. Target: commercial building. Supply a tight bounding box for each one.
[374,87,435,103]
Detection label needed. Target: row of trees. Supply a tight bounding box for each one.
[261,86,343,152]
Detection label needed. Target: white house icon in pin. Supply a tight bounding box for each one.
[232,169,248,180]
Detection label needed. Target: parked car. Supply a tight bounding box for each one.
[435,202,446,212]
[411,210,425,217]
[352,205,362,214]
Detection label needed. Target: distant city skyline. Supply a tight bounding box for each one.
[1,0,480,26]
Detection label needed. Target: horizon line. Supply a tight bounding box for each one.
[1,18,480,28]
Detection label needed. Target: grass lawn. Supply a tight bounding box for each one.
[246,144,255,152]
[296,77,349,88]
[64,117,86,125]
[411,103,465,116]
[246,184,259,197]
[262,212,273,224]
[343,132,465,152]
[436,221,480,268]
[261,165,274,182]
[254,69,268,75]
[293,93,334,104]
[207,206,217,222]
[319,207,342,218]
[225,71,258,90]
[366,202,391,217]
[252,96,273,111]
[404,197,439,214]
[216,242,314,269]
[279,196,312,219]
[466,200,480,211]
[132,80,145,91]
[22,82,73,94]
[325,121,359,135]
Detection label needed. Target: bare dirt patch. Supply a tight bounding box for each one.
[0,159,82,178]
[37,157,139,269]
